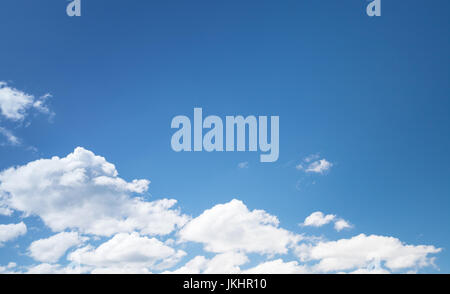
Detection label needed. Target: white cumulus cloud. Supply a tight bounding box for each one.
[302,211,352,232]
[26,263,88,274]
[0,82,54,148]
[0,205,13,216]
[68,232,186,272]
[0,222,27,246]
[334,219,352,231]
[305,159,333,174]
[0,148,442,274]
[167,254,310,274]
[0,147,189,236]
[179,199,301,255]
[295,234,441,273]
[243,259,309,274]
[302,211,336,227]
[0,82,52,121]
[28,232,85,263]
[0,82,34,121]
[165,252,249,274]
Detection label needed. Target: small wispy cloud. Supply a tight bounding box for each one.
[301,211,352,232]
[301,211,336,227]
[334,219,353,232]
[304,153,320,163]
[33,93,55,119]
[0,82,33,121]
[295,154,333,174]
[238,161,249,169]
[305,159,333,174]
[0,127,20,146]
[0,81,54,149]
[0,81,53,121]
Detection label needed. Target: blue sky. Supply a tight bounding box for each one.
[0,0,449,274]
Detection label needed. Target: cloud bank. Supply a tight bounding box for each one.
[0,148,442,274]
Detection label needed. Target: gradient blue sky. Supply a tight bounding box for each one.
[0,0,449,273]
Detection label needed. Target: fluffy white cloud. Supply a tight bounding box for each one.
[334,219,352,231]
[28,232,85,263]
[0,205,12,216]
[302,211,336,227]
[0,82,34,120]
[0,82,52,121]
[295,234,441,273]
[0,147,189,236]
[179,199,301,255]
[348,260,391,274]
[302,212,352,232]
[68,232,186,272]
[0,222,27,246]
[91,266,151,274]
[295,155,332,174]
[0,262,18,274]
[0,82,53,148]
[305,159,333,174]
[26,263,88,274]
[243,259,309,274]
[168,254,309,274]
[165,252,249,274]
[0,148,443,274]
